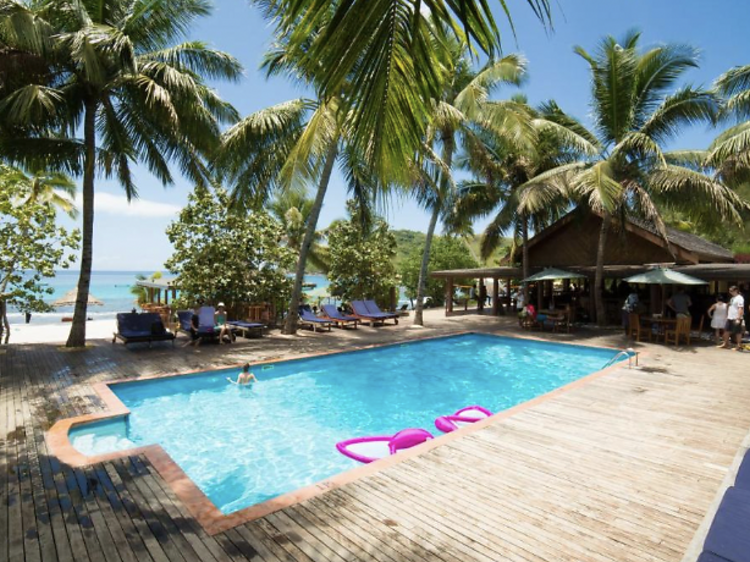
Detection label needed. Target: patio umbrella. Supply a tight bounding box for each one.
[522,268,585,283]
[52,289,104,308]
[623,269,708,285]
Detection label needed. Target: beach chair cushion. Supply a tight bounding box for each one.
[735,450,750,490]
[116,313,174,343]
[230,320,264,330]
[299,308,332,324]
[364,300,398,318]
[698,553,733,562]
[177,310,216,337]
[321,305,358,322]
[703,487,750,562]
[352,300,390,318]
[199,306,216,327]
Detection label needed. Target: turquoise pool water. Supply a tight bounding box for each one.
[69,334,621,514]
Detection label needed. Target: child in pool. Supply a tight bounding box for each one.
[227,363,257,386]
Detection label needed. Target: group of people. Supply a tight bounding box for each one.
[708,286,746,351]
[182,302,235,348]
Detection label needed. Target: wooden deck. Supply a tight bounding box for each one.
[2,314,749,562]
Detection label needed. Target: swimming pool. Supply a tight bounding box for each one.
[69,333,621,515]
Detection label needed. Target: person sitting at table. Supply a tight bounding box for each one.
[667,289,692,318]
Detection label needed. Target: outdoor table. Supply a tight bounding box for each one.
[641,316,677,340]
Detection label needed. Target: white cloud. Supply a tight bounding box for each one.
[74,192,182,218]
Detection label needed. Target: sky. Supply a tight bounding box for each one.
[59,0,750,271]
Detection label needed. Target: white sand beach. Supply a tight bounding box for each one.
[7,319,117,344]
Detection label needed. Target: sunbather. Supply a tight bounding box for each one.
[215,302,234,344]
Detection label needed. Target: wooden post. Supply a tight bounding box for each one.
[478,282,486,313]
[389,286,397,311]
[446,278,454,316]
[492,278,500,315]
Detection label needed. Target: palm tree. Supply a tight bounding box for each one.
[2,165,77,218]
[254,0,552,185]
[709,64,750,183]
[518,32,747,325]
[455,100,598,300]
[410,36,529,326]
[0,0,242,346]
[268,191,330,273]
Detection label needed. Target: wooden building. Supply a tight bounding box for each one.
[431,208,750,320]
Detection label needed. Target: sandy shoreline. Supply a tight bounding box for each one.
[6,319,118,344]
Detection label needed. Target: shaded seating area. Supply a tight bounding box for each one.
[298,306,334,332]
[698,450,750,562]
[321,305,359,329]
[351,300,399,326]
[112,312,175,347]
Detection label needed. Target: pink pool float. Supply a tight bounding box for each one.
[336,428,434,464]
[434,405,493,433]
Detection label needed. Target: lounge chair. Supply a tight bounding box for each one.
[177,310,218,341]
[298,307,333,332]
[321,305,359,329]
[700,486,750,562]
[228,320,265,338]
[351,300,399,326]
[112,312,175,347]
[736,450,750,490]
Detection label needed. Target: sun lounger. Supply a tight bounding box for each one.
[177,310,218,341]
[298,307,333,332]
[351,300,398,326]
[321,305,359,329]
[113,312,175,347]
[701,487,750,562]
[364,300,399,322]
[228,320,265,338]
[735,450,750,490]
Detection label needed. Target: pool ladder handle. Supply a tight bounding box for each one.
[604,348,639,369]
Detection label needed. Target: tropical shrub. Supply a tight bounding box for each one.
[165,186,295,320]
[326,202,398,308]
[0,167,80,343]
[400,237,479,306]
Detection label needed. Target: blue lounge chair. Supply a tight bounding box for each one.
[321,305,359,329]
[735,450,750,490]
[113,312,175,347]
[177,310,218,341]
[364,300,399,323]
[351,300,398,326]
[228,320,265,338]
[298,307,333,332]
[701,486,750,562]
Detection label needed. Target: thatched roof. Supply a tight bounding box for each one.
[626,216,733,262]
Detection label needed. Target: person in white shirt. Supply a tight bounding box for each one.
[708,294,729,344]
[720,286,746,351]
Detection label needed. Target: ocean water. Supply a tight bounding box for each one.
[8,271,330,325]
[69,333,621,515]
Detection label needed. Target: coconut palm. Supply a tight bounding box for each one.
[1,165,77,218]
[268,191,330,273]
[709,64,750,184]
[518,32,748,325]
[0,0,242,346]
[254,0,552,189]
[410,33,533,326]
[218,41,383,333]
[453,100,598,299]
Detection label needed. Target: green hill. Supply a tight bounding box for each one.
[393,229,510,268]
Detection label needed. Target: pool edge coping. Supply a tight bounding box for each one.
[46,329,643,535]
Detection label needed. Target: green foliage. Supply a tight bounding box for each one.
[130,271,163,306]
[327,201,398,306]
[0,165,80,343]
[165,186,295,319]
[400,236,479,305]
[268,191,330,273]
[393,230,427,266]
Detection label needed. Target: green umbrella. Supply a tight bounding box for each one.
[624,269,707,285]
[522,268,586,283]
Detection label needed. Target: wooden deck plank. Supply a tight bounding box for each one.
[3,321,750,562]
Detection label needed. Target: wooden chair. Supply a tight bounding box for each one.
[665,316,692,346]
[627,313,650,342]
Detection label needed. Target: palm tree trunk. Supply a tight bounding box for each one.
[283,140,339,334]
[66,99,97,347]
[521,215,530,302]
[594,211,610,327]
[1,301,8,345]
[413,204,440,326]
[413,136,454,327]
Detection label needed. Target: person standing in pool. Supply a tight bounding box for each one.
[227,364,257,385]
